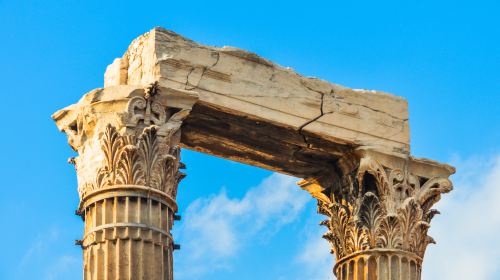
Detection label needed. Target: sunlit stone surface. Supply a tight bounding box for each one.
[53,27,454,280]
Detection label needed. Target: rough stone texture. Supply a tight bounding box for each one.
[103,27,410,178]
[53,27,455,280]
[299,149,454,279]
[54,84,197,280]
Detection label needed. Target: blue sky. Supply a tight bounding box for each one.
[0,0,499,279]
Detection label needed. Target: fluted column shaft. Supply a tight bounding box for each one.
[54,83,197,280]
[74,121,185,280]
[72,120,185,280]
[334,250,421,280]
[80,186,177,280]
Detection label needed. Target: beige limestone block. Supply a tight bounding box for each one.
[104,27,411,155]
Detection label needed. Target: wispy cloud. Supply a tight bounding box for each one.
[293,154,500,280]
[423,154,500,280]
[174,173,310,278]
[19,227,60,270]
[43,255,79,280]
[295,225,335,280]
[18,226,80,280]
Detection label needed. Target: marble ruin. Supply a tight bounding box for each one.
[53,27,454,279]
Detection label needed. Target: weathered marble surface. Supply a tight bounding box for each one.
[102,28,410,177]
[53,27,455,280]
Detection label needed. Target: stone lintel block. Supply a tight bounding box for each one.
[104,27,410,155]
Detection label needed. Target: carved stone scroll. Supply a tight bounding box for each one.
[53,28,456,280]
[299,150,454,280]
[54,84,198,280]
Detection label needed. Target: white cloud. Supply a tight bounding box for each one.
[295,225,335,280]
[18,227,80,280]
[423,155,500,280]
[19,227,60,270]
[174,154,500,280]
[294,154,500,280]
[174,173,310,278]
[43,255,79,280]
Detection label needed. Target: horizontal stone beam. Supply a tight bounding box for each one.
[55,27,449,178]
[100,28,411,176]
[52,27,455,280]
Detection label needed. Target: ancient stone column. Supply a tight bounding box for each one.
[300,149,454,280]
[53,27,456,280]
[53,83,198,279]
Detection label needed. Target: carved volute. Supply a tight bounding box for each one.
[53,84,198,280]
[53,28,457,280]
[300,150,454,280]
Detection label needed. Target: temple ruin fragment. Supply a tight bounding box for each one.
[53,27,455,280]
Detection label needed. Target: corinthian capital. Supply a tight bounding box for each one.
[53,84,198,280]
[52,84,198,200]
[299,149,454,279]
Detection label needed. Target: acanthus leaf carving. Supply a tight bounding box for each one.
[89,124,183,197]
[319,201,368,259]
[313,156,453,261]
[78,88,190,199]
[377,215,402,249]
[136,125,161,187]
[115,135,141,185]
[357,192,383,249]
[319,202,352,258]
[96,124,122,189]
[397,197,423,252]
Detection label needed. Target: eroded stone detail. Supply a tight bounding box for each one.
[53,27,456,280]
[300,152,453,279]
[90,125,184,195]
[79,107,188,199]
[54,83,197,280]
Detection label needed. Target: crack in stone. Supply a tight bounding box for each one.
[297,92,326,148]
[298,92,325,131]
[303,83,407,121]
[269,73,275,81]
[184,67,196,89]
[185,51,220,90]
[346,101,408,121]
[302,83,330,96]
[210,51,221,68]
